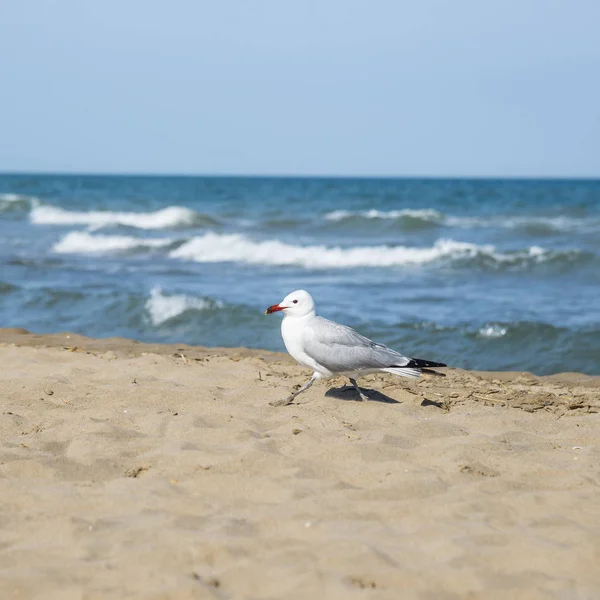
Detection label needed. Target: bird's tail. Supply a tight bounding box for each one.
[382,367,422,379]
[383,357,447,379]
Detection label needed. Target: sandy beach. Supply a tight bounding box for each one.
[1,327,599,599]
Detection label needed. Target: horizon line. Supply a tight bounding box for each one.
[1,169,599,181]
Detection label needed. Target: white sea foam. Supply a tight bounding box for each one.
[488,245,552,264]
[325,208,444,222]
[146,287,223,325]
[0,193,40,211]
[51,230,567,269]
[323,208,599,233]
[478,324,508,338]
[31,205,206,229]
[53,231,174,254]
[0,193,26,202]
[170,232,497,268]
[446,215,600,232]
[497,215,599,233]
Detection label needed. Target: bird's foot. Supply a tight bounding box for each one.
[348,378,370,402]
[337,383,370,401]
[338,385,369,401]
[269,395,296,407]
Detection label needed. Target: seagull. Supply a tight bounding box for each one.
[265,289,446,406]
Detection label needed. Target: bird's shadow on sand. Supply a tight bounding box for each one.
[324,385,400,404]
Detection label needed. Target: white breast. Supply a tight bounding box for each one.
[281,315,331,377]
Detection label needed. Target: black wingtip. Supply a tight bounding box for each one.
[404,358,447,369]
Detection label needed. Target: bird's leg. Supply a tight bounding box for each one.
[349,378,369,402]
[270,373,318,407]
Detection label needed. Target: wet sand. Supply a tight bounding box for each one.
[1,328,599,599]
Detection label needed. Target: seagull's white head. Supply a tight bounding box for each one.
[265,289,315,318]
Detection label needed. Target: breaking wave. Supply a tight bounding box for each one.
[170,233,586,270]
[0,193,40,213]
[325,208,443,221]
[145,287,224,325]
[170,234,486,267]
[323,208,600,233]
[49,230,592,271]
[30,204,219,230]
[324,208,445,230]
[477,324,508,338]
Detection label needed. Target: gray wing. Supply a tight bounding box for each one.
[304,316,410,373]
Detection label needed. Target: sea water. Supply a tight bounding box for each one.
[1,174,599,375]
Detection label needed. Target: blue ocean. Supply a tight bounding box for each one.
[1,174,599,375]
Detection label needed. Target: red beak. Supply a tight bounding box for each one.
[265,304,284,315]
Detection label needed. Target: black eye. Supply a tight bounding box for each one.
[293,299,298,304]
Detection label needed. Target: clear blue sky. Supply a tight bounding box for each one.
[1,0,599,177]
